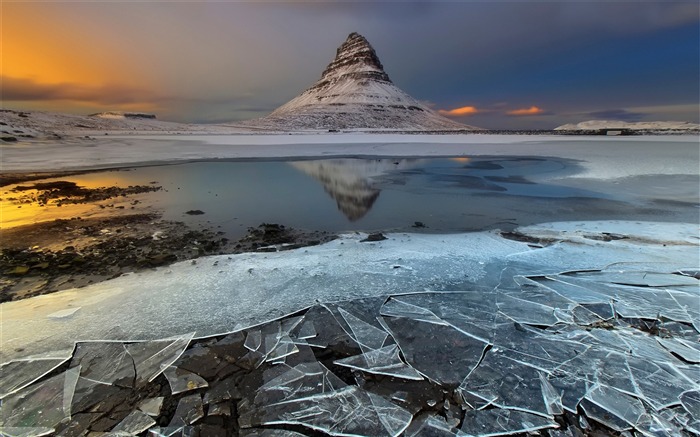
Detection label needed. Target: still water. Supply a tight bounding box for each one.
[4,156,697,238]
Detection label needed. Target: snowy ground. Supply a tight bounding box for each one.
[2,134,698,180]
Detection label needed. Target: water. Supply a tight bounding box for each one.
[3,156,697,239]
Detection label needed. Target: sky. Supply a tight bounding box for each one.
[2,1,699,130]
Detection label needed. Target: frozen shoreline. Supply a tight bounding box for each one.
[2,134,698,180]
[2,220,697,363]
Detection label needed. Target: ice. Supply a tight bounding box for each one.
[126,333,194,385]
[1,231,527,361]
[337,307,389,351]
[583,384,646,429]
[0,428,54,437]
[46,307,80,319]
[147,427,195,437]
[138,397,164,417]
[111,410,156,434]
[457,409,558,436]
[167,394,204,427]
[0,357,69,399]
[239,385,412,437]
[458,349,555,416]
[334,344,424,380]
[69,342,135,387]
[381,313,489,386]
[1,366,80,428]
[248,361,346,406]
[163,366,208,394]
[1,214,698,435]
[418,414,457,436]
[680,390,700,421]
[239,429,309,437]
[295,318,318,340]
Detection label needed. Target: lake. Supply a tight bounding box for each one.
[3,155,697,238]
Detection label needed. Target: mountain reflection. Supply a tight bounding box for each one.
[290,159,421,221]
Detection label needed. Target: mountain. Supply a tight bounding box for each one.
[555,120,700,132]
[239,33,480,132]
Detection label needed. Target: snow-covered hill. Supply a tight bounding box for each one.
[0,109,247,141]
[239,33,480,132]
[555,120,699,132]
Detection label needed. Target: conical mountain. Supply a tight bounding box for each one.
[241,33,480,132]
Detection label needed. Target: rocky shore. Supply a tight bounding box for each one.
[0,176,335,302]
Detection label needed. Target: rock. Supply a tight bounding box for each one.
[185,210,205,215]
[361,233,387,242]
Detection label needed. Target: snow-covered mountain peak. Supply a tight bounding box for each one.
[240,33,480,132]
[315,32,392,86]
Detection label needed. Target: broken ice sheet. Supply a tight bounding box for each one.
[528,276,612,304]
[404,414,457,437]
[239,385,412,437]
[239,429,308,437]
[458,349,559,416]
[457,408,558,437]
[0,428,54,437]
[338,306,389,351]
[148,426,195,437]
[1,366,80,428]
[111,410,156,434]
[582,384,646,430]
[496,292,570,326]
[167,394,204,427]
[627,356,695,411]
[126,333,194,385]
[163,366,208,394]
[680,389,700,421]
[0,357,69,398]
[247,361,346,407]
[334,344,423,380]
[69,342,135,387]
[379,297,449,326]
[381,314,488,386]
[138,397,164,417]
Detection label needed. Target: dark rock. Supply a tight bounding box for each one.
[360,232,387,242]
[185,210,205,215]
[412,221,426,228]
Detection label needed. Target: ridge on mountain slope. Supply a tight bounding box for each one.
[240,32,480,132]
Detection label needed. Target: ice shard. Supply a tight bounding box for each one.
[457,409,558,436]
[334,344,424,380]
[163,366,208,394]
[126,333,194,385]
[0,357,70,399]
[239,385,412,437]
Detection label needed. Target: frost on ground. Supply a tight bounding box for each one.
[1,220,698,436]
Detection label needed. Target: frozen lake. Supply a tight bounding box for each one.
[4,154,697,238]
[1,135,699,436]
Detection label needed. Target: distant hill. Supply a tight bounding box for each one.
[555,120,699,132]
[238,33,480,132]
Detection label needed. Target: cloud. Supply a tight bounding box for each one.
[438,106,479,117]
[1,75,158,105]
[506,106,544,116]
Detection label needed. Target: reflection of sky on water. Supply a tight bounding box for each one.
[2,156,697,237]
